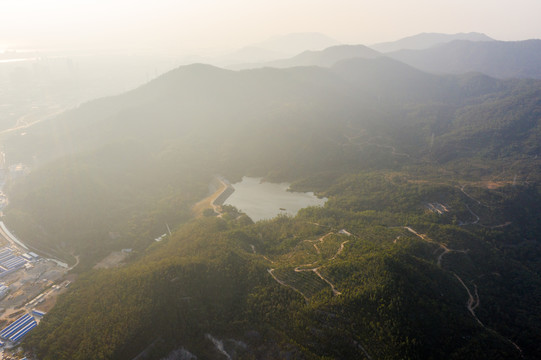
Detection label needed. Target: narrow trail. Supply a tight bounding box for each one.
[481,221,512,229]
[314,269,341,295]
[265,227,373,356]
[331,241,349,260]
[454,273,523,357]
[459,185,490,208]
[404,227,468,267]
[353,340,374,360]
[453,274,482,325]
[205,334,232,360]
[294,232,344,296]
[268,231,351,299]
[437,248,468,267]
[472,285,480,311]
[405,226,522,357]
[267,268,309,302]
[303,233,333,255]
[459,189,512,228]
[68,255,80,271]
[463,204,480,225]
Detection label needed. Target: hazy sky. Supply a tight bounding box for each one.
[1,0,540,54]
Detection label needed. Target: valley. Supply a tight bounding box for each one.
[0,30,540,360]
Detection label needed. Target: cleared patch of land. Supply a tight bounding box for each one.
[93,251,129,270]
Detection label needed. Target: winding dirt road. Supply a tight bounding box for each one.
[454,273,523,357]
[459,185,489,208]
[404,227,468,267]
[405,227,522,357]
[269,232,351,299]
[267,268,309,302]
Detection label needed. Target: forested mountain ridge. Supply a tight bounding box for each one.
[5,61,540,264]
[1,58,540,359]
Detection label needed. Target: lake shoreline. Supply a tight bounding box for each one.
[225,176,327,222]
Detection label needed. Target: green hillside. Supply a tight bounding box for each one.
[25,174,540,359]
[1,60,539,358]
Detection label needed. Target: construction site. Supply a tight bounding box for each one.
[0,221,72,358]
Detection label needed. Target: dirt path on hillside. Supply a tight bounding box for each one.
[303,232,333,254]
[463,204,480,225]
[454,273,523,357]
[453,274,481,324]
[270,232,349,298]
[269,232,349,293]
[405,227,469,267]
[458,186,513,228]
[331,241,349,260]
[267,268,309,302]
[68,255,80,271]
[405,226,522,357]
[459,185,490,208]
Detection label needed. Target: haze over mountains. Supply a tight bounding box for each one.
[241,32,340,57]
[210,32,341,66]
[388,39,541,79]
[1,30,541,359]
[228,32,541,81]
[370,32,495,53]
[229,44,380,70]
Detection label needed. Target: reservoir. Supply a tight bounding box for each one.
[224,177,327,221]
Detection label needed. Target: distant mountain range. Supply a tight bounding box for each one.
[229,34,541,81]
[230,44,380,70]
[388,39,541,79]
[370,32,495,53]
[218,32,341,65]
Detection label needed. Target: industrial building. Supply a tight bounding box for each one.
[31,309,46,317]
[0,247,31,277]
[0,283,8,299]
[0,313,38,343]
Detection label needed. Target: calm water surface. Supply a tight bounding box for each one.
[224,177,327,221]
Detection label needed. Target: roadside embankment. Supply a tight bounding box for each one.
[192,176,235,217]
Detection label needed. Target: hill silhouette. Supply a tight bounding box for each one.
[371,32,495,53]
[389,39,541,79]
